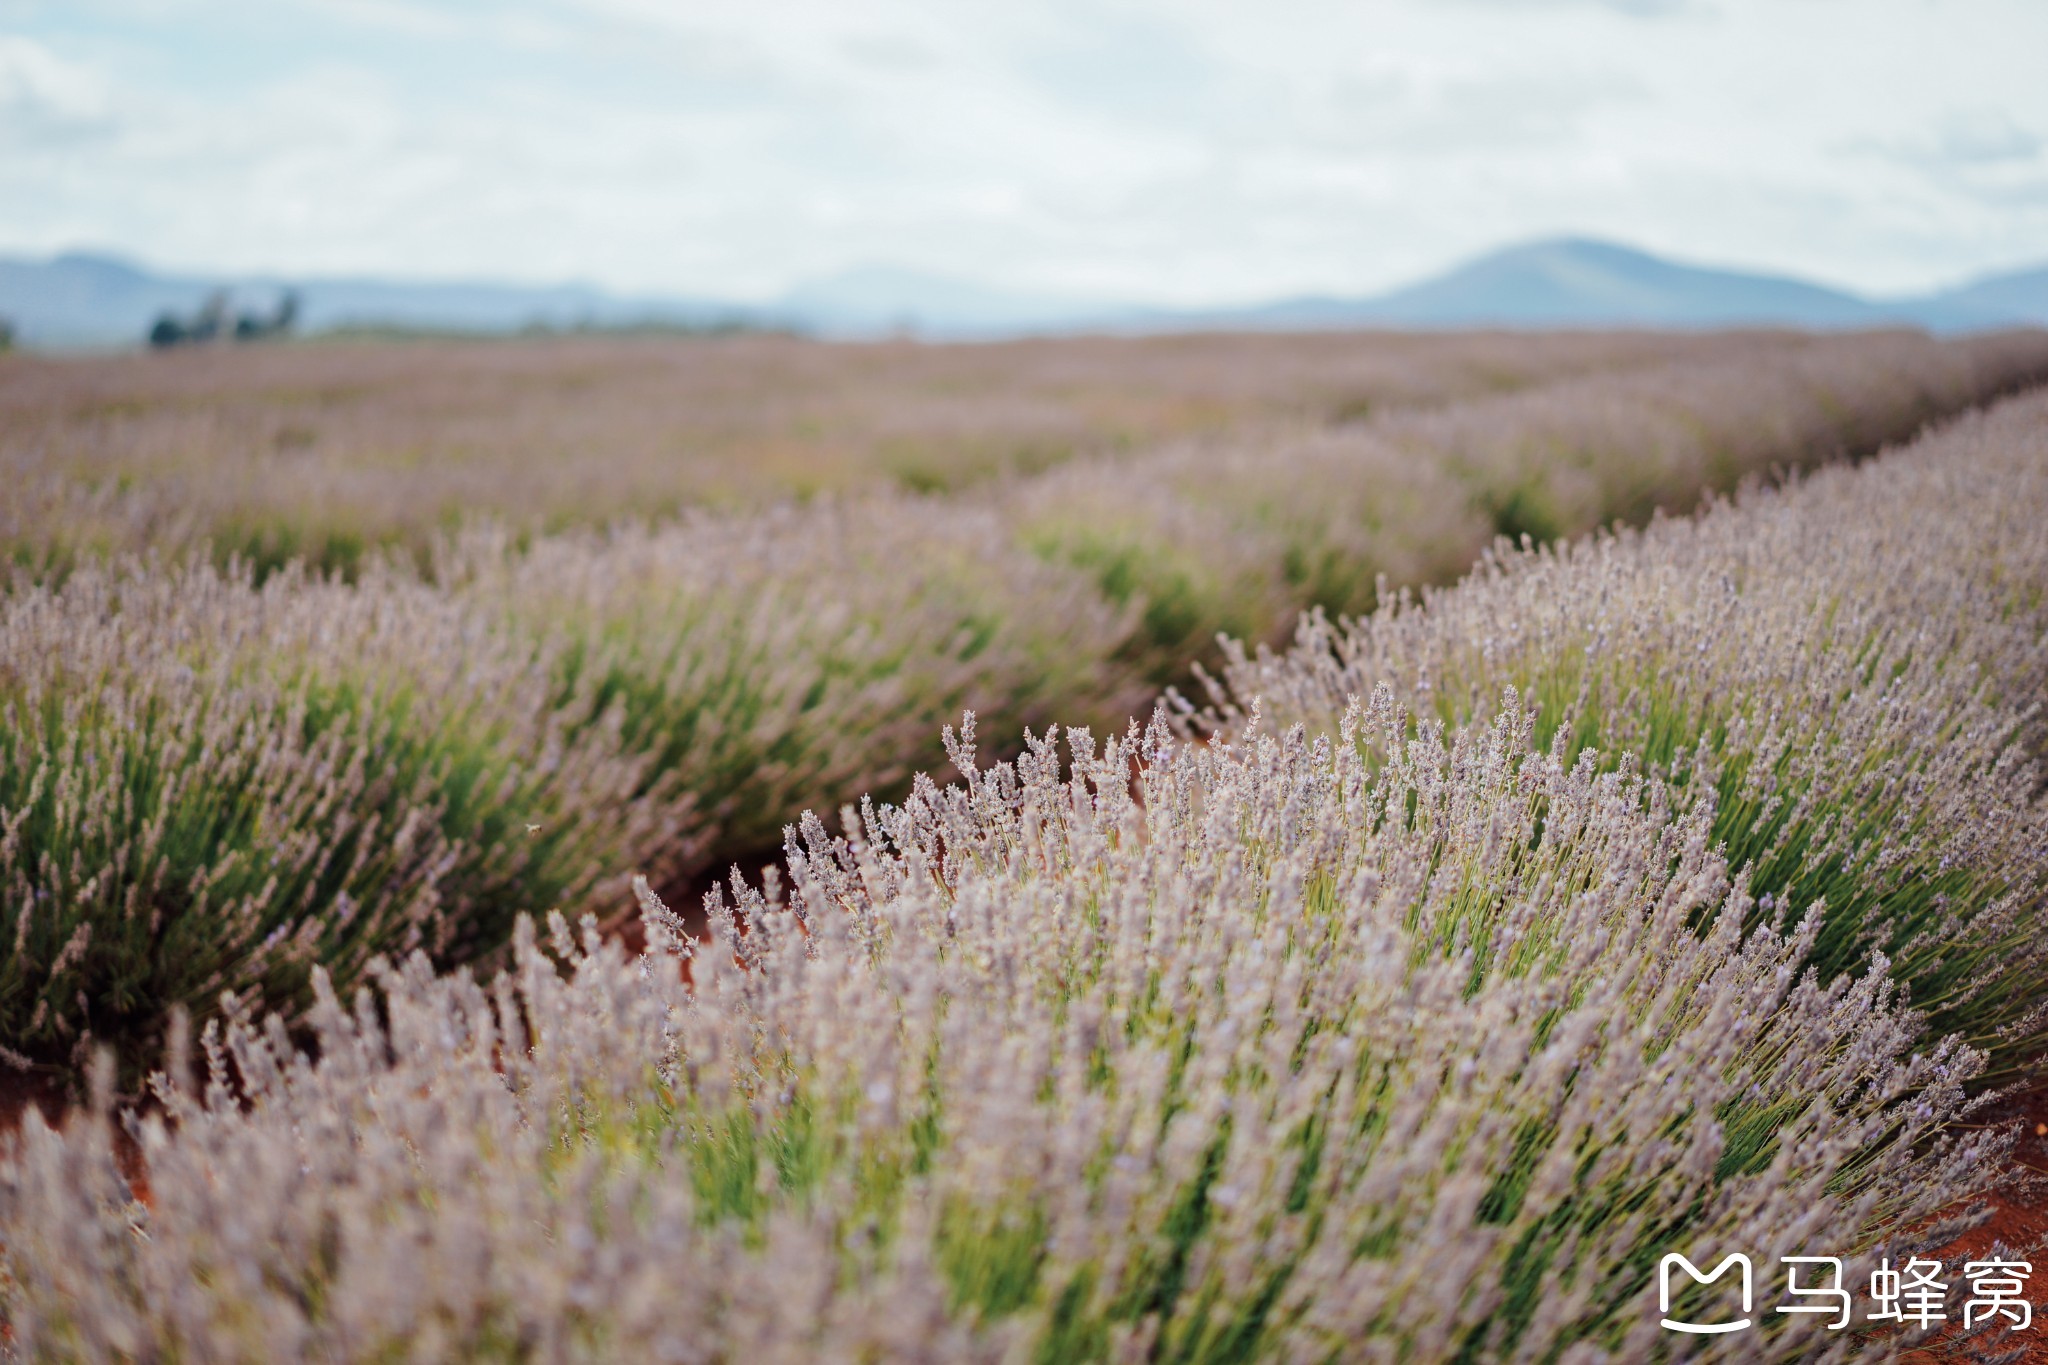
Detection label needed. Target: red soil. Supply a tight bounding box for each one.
[1903,1084,2048,1364]
[0,1066,154,1206]
[0,1068,61,1136]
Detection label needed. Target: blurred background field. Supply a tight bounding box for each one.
[1,327,1752,573]
[10,378,2048,1361]
[5,322,2047,1077]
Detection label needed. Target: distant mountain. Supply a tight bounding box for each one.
[2,239,2045,348]
[0,252,219,348]
[1894,264,2048,333]
[746,243,2048,337]
[1216,238,1888,330]
[0,251,745,348]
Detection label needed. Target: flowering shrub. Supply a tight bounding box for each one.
[4,332,2046,1083]
[0,328,1779,571]
[4,391,2044,1359]
[0,700,2004,1360]
[1009,328,2048,677]
[0,559,683,1073]
[1203,392,2048,1074]
[0,505,1142,1074]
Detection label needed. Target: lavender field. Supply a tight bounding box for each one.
[3,328,2048,1361]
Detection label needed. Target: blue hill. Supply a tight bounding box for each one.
[2,239,2044,347]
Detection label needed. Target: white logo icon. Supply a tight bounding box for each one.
[1660,1253,1754,1335]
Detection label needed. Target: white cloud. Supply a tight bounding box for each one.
[1453,0,1705,15]
[1915,109,2041,168]
[1843,106,2048,216]
[1,0,2045,299]
[0,33,112,136]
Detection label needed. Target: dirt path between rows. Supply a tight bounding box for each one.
[1902,1084,2048,1364]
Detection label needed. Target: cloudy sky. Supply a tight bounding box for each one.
[2,0,2043,304]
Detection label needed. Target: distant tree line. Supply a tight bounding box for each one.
[149,289,300,348]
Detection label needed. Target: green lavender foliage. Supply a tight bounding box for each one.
[1205,392,2048,1074]
[0,328,1817,572]
[8,387,2048,1360]
[4,331,2045,1083]
[456,499,1149,860]
[0,561,679,1073]
[1012,328,2048,678]
[0,692,2004,1361]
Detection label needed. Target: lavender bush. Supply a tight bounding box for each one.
[0,328,1770,573]
[0,700,2004,1360]
[1008,328,2048,677]
[1203,392,2048,1075]
[0,559,684,1073]
[6,392,2045,1359]
[4,332,2046,1084]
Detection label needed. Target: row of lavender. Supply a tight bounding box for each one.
[3,382,2045,1358]
[0,329,1779,573]
[6,330,2045,1077]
